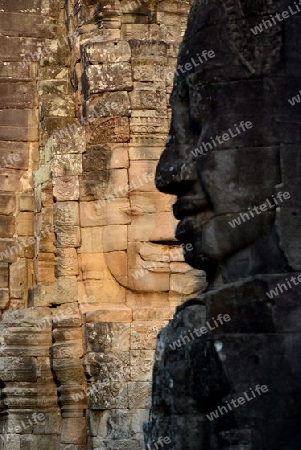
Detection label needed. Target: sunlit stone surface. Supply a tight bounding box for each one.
[0,0,207,448]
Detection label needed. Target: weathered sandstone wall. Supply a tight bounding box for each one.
[0,1,204,449]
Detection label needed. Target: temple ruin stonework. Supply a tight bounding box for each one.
[145,0,301,449]
[0,1,207,449]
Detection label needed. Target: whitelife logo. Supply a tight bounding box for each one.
[266,275,301,299]
[228,191,291,228]
[191,121,253,157]
[169,314,231,351]
[288,90,301,106]
[206,385,269,421]
[250,1,301,35]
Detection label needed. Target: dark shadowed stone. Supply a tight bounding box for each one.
[147,0,301,448]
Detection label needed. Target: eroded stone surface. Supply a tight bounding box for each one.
[146,0,301,448]
[0,0,201,448]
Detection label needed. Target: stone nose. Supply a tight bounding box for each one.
[155,143,199,196]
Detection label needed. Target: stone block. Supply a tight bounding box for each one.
[79,202,106,227]
[0,12,55,38]
[53,176,80,201]
[3,306,51,327]
[36,435,58,450]
[106,168,129,198]
[0,357,37,381]
[102,225,127,252]
[61,418,86,445]
[0,434,20,450]
[51,342,84,360]
[82,144,111,172]
[0,215,15,238]
[51,276,78,305]
[87,91,130,119]
[28,283,54,307]
[132,307,174,322]
[0,194,16,215]
[86,117,130,145]
[127,267,170,292]
[0,288,9,310]
[2,328,52,353]
[0,239,22,263]
[49,126,85,155]
[84,306,132,323]
[130,114,169,138]
[78,253,107,280]
[84,40,131,64]
[52,302,81,327]
[16,212,34,236]
[128,211,178,243]
[55,226,80,248]
[128,382,152,409]
[0,109,37,141]
[129,40,168,58]
[110,144,129,169]
[51,360,86,385]
[0,263,8,288]
[9,259,26,298]
[79,227,103,253]
[0,60,32,80]
[79,171,109,201]
[37,80,69,96]
[128,144,165,160]
[85,63,132,93]
[128,160,156,192]
[0,170,22,192]
[129,82,166,112]
[0,82,33,109]
[129,191,174,214]
[78,280,126,306]
[55,248,79,277]
[105,198,131,225]
[170,267,205,296]
[38,228,55,253]
[19,195,34,212]
[103,251,127,286]
[130,350,155,382]
[85,323,130,352]
[39,95,75,118]
[54,202,79,227]
[33,411,61,434]
[132,57,167,82]
[126,291,169,307]
[52,154,82,177]
[131,322,166,350]
[88,380,129,410]
[36,253,55,283]
[0,141,29,170]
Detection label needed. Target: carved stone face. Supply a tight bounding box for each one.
[97,143,204,300]
[155,0,299,281]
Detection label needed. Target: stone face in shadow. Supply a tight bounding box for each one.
[146,0,301,448]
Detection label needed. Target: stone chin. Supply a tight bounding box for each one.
[175,210,276,280]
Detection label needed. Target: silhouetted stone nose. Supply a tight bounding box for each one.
[155,142,198,196]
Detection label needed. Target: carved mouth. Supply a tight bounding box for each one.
[150,240,181,246]
[173,196,209,220]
